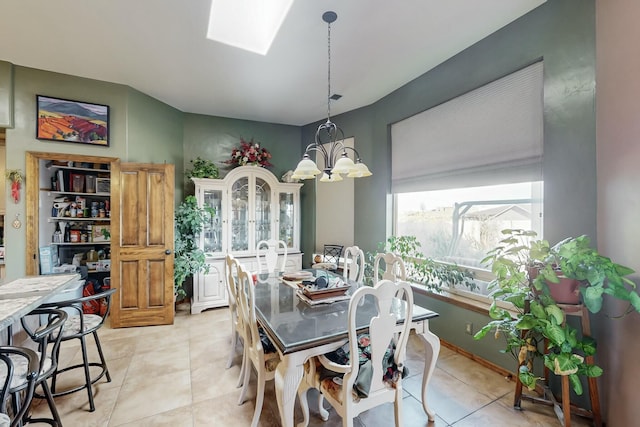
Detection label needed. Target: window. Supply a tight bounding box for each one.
[390,62,544,299]
[395,181,543,296]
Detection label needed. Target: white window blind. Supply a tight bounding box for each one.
[391,61,543,193]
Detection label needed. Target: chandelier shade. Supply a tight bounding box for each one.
[292,11,372,182]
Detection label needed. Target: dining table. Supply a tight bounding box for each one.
[0,273,82,341]
[253,270,441,427]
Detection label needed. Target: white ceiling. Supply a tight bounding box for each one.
[0,0,545,126]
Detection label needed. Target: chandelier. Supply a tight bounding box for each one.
[292,11,372,182]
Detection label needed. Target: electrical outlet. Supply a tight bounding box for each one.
[465,322,473,335]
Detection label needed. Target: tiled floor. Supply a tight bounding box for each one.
[30,303,593,426]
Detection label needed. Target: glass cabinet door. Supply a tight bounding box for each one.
[254,177,271,244]
[278,192,295,248]
[231,177,249,251]
[202,188,223,254]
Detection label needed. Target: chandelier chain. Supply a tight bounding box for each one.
[327,19,331,121]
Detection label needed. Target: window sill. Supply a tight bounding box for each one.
[411,284,489,315]
[410,283,518,318]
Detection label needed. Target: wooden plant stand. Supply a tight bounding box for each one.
[513,304,602,427]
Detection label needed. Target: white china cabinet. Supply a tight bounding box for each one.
[190,166,303,313]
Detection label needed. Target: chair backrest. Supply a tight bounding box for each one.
[345,279,414,400]
[0,346,39,427]
[20,308,68,379]
[235,264,266,358]
[256,239,287,274]
[225,254,245,330]
[322,244,344,265]
[41,288,117,339]
[373,252,406,284]
[225,253,239,307]
[343,245,365,282]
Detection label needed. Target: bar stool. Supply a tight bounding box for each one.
[42,287,117,412]
[0,346,39,427]
[16,308,68,426]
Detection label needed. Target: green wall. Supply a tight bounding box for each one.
[4,65,184,279]
[301,0,597,385]
[181,113,302,196]
[0,61,14,127]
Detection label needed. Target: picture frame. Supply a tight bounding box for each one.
[36,95,109,146]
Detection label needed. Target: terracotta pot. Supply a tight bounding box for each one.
[529,267,580,305]
[546,276,580,305]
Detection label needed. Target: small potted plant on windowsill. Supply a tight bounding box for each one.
[474,229,639,395]
[174,195,215,301]
[364,235,476,292]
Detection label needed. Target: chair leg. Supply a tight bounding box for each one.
[226,329,237,369]
[92,331,111,383]
[318,393,329,421]
[251,369,266,427]
[236,346,247,389]
[237,358,251,405]
[41,380,63,427]
[393,388,403,427]
[79,335,95,412]
[51,345,62,395]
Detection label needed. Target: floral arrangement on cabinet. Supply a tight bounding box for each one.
[226,137,272,168]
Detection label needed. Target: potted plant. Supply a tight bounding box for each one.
[474,229,639,395]
[185,157,219,179]
[364,235,476,292]
[174,195,215,299]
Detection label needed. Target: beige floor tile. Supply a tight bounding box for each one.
[437,352,514,400]
[30,384,120,427]
[51,353,131,395]
[109,370,192,426]
[126,341,190,380]
[192,391,281,427]
[404,367,494,424]
[113,404,194,427]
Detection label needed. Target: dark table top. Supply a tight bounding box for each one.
[253,270,439,355]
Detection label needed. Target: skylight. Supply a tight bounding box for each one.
[207,0,293,55]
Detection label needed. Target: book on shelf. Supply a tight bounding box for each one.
[57,170,65,191]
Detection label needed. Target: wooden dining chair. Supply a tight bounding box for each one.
[298,279,415,427]
[256,239,287,275]
[0,346,39,427]
[236,263,280,427]
[373,252,407,284]
[343,245,365,282]
[225,253,247,387]
[312,244,344,271]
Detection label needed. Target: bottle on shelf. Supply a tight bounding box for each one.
[52,222,62,243]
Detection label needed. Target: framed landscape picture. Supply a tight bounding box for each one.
[36,95,109,146]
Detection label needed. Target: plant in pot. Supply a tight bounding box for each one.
[174,195,216,300]
[364,235,476,292]
[185,157,219,179]
[474,229,639,395]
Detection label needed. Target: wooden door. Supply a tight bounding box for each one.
[110,162,175,328]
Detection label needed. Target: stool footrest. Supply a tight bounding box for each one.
[50,362,110,397]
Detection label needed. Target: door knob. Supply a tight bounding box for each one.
[165,249,172,255]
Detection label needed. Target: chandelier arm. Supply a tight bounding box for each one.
[304,143,329,158]
[340,145,363,161]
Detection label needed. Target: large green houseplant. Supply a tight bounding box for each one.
[365,235,476,292]
[174,195,215,299]
[474,229,639,395]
